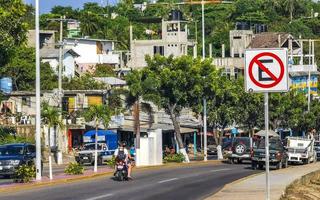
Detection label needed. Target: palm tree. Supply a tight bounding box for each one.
[41,102,64,180]
[125,70,144,162]
[83,104,111,172]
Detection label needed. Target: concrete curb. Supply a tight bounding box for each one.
[0,160,224,194]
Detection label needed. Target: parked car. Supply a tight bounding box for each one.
[224,137,253,164]
[75,143,115,165]
[286,137,317,164]
[251,137,288,170]
[0,143,41,178]
[315,141,320,160]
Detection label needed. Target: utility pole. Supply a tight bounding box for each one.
[35,0,42,181]
[308,39,311,112]
[201,0,205,59]
[203,98,207,161]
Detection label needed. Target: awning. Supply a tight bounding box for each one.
[254,130,279,137]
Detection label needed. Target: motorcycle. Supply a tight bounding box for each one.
[114,159,128,181]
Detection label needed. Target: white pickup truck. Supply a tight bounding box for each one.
[286,137,317,164]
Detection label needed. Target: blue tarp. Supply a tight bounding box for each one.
[83,130,118,150]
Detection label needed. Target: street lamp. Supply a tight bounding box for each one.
[35,0,42,180]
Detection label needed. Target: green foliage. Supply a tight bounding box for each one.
[0,47,58,91]
[14,164,36,183]
[106,156,116,167]
[41,102,64,130]
[83,104,112,129]
[63,74,108,90]
[0,0,28,66]
[64,162,84,175]
[0,126,34,145]
[164,153,185,163]
[93,64,116,77]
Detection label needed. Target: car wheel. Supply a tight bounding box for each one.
[258,163,264,170]
[234,144,246,155]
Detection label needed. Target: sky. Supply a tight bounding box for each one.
[24,0,106,13]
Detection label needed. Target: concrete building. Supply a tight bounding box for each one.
[128,10,197,69]
[67,21,81,38]
[27,30,56,49]
[213,25,318,95]
[64,38,120,74]
[41,48,80,78]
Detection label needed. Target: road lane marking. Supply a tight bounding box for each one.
[158,178,179,183]
[210,168,232,172]
[85,193,113,200]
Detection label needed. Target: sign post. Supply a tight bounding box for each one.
[245,49,288,200]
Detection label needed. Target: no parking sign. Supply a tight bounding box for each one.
[245,49,289,93]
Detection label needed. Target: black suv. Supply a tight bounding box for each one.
[251,137,288,170]
[0,143,38,178]
[224,137,253,164]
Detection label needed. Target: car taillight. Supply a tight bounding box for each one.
[276,152,281,159]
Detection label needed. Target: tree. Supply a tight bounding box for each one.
[41,102,64,180]
[0,0,28,66]
[83,104,111,172]
[142,55,214,162]
[1,47,58,91]
[125,70,144,153]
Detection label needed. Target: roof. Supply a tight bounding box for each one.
[250,32,300,49]
[289,71,320,77]
[94,77,126,86]
[65,37,116,43]
[40,48,79,58]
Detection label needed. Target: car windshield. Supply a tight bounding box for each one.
[256,138,283,150]
[83,144,104,150]
[232,137,250,146]
[0,145,24,156]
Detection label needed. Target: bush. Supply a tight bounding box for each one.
[106,156,116,167]
[164,153,185,163]
[14,164,36,183]
[64,162,84,175]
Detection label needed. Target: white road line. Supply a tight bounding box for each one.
[85,193,113,200]
[158,178,179,183]
[210,168,232,172]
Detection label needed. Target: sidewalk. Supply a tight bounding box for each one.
[207,162,320,200]
[0,167,113,193]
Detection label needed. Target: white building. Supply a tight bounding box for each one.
[64,38,120,74]
[128,10,197,69]
[41,48,79,78]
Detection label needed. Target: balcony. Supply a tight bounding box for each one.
[213,57,244,69]
[98,53,120,65]
[289,64,317,73]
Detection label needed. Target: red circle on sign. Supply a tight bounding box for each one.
[248,52,285,88]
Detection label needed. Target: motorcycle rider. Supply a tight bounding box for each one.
[114,142,133,179]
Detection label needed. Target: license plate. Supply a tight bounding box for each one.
[117,166,123,170]
[0,166,3,170]
[83,157,88,159]
[260,158,266,161]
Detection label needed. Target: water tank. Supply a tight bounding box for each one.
[0,77,12,94]
[169,10,183,21]
[236,22,250,30]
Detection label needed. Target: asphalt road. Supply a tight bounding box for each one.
[0,162,259,200]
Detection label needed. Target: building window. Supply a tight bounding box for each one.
[153,46,164,56]
[233,36,241,39]
[223,68,231,79]
[22,97,31,107]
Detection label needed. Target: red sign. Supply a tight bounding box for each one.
[248,52,285,88]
